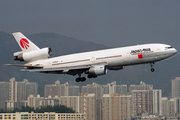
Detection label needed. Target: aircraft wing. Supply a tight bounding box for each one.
[27,62,108,73]
[5,64,43,69]
[28,65,89,72]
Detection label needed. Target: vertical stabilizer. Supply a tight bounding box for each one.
[12,32,40,52]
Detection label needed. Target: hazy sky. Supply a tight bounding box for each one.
[1,0,180,51]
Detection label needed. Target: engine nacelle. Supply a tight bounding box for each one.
[14,47,52,62]
[86,65,107,76]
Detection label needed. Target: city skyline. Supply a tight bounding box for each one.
[1,77,178,98]
[0,77,180,119]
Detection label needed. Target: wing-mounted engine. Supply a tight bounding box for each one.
[14,47,52,62]
[85,65,107,77]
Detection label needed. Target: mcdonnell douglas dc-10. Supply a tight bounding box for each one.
[6,32,177,82]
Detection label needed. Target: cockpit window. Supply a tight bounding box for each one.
[165,46,173,50]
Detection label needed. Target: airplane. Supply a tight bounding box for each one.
[6,32,177,82]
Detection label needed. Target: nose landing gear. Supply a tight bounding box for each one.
[151,68,155,72]
[150,63,155,72]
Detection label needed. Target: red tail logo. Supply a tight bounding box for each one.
[20,38,29,49]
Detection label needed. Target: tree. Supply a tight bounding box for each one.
[0,105,75,113]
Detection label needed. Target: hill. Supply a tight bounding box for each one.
[1,31,179,97]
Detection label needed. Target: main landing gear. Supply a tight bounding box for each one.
[150,63,155,72]
[87,75,97,79]
[75,73,86,82]
[75,77,86,82]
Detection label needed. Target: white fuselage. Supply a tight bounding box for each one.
[29,43,177,71]
[10,32,177,81]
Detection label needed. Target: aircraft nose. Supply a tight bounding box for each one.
[172,48,177,55]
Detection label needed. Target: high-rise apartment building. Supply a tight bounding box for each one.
[113,94,132,120]
[161,97,169,117]
[114,84,127,95]
[172,77,180,98]
[169,97,180,117]
[27,94,59,108]
[81,81,127,100]
[84,94,96,120]
[102,84,109,94]
[59,96,81,113]
[0,81,10,109]
[17,80,26,102]
[60,82,69,96]
[68,86,79,96]
[104,81,127,95]
[102,93,132,120]
[44,80,60,98]
[129,81,153,93]
[27,95,36,108]
[169,98,175,116]
[79,93,87,114]
[107,81,116,94]
[9,78,17,102]
[102,94,112,120]
[132,89,162,116]
[173,97,180,116]
[0,78,38,109]
[43,95,59,106]
[9,78,38,102]
[17,79,38,102]
[27,93,96,119]
[44,81,69,98]
[81,82,103,100]
[25,80,38,99]
[35,94,44,108]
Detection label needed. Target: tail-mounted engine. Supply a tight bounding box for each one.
[14,47,52,62]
